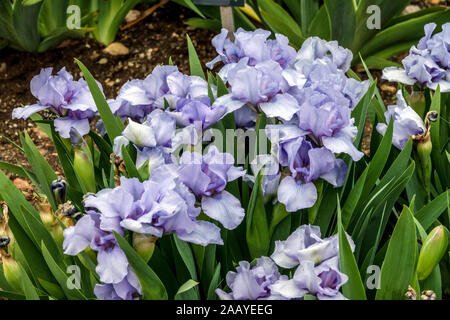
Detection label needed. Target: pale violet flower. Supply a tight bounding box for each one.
[376,90,425,150]
[212,58,288,118]
[269,225,354,300]
[266,125,347,212]
[178,145,246,230]
[383,23,450,92]
[207,28,296,74]
[215,257,288,300]
[12,67,100,138]
[270,257,348,300]
[271,225,354,268]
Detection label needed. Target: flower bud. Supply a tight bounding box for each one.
[1,202,16,255]
[1,249,22,293]
[51,178,67,205]
[417,225,448,280]
[133,233,157,263]
[37,197,56,229]
[74,148,96,193]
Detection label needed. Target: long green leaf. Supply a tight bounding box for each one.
[114,232,168,300]
[186,34,205,79]
[324,0,356,49]
[337,196,367,300]
[76,59,122,141]
[376,206,417,300]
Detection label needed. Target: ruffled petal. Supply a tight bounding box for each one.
[201,190,245,230]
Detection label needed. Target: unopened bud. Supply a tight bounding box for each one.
[417,225,448,280]
[0,203,15,255]
[1,249,22,293]
[133,233,157,262]
[74,148,96,193]
[38,197,56,228]
[51,178,67,205]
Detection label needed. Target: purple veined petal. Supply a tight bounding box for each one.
[382,67,416,85]
[260,93,300,121]
[314,256,349,299]
[54,117,91,139]
[96,245,129,284]
[63,215,101,255]
[122,118,157,148]
[277,177,317,212]
[176,220,224,246]
[12,104,48,120]
[118,79,153,106]
[201,190,245,230]
[212,93,246,114]
[427,76,450,93]
[269,278,307,299]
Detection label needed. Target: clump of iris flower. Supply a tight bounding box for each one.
[63,170,224,300]
[12,67,101,138]
[383,23,450,92]
[216,225,353,300]
[206,28,296,78]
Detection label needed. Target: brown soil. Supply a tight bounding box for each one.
[0,2,217,177]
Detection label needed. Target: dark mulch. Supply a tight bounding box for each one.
[0,2,217,176]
